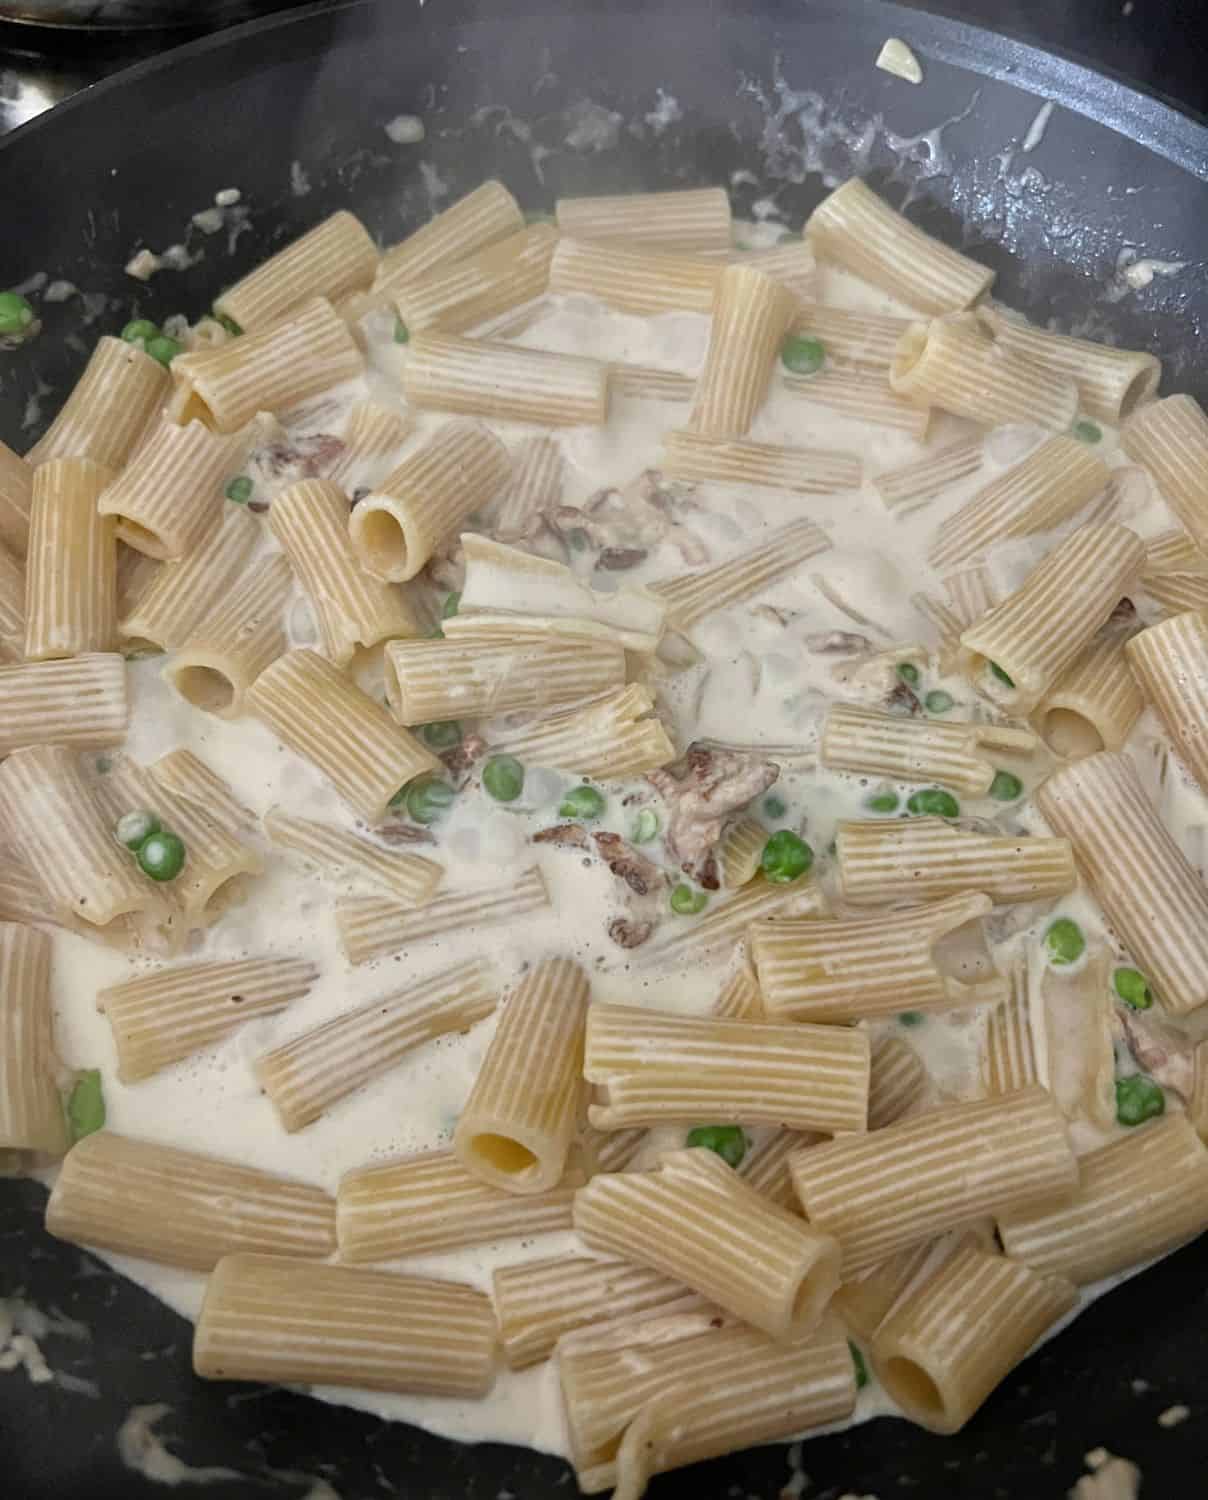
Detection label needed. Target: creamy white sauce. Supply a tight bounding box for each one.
[32,225,1208,1464]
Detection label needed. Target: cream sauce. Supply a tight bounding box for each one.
[35,229,1208,1461]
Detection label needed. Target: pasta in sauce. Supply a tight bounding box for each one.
[4,174,1208,1495]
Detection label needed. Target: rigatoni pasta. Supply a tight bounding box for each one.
[660,428,861,494]
[550,237,719,315]
[27,337,168,469]
[783,363,932,437]
[24,458,117,660]
[1033,619,1145,756]
[820,703,1037,794]
[402,333,608,427]
[0,542,24,661]
[689,265,799,438]
[555,186,731,254]
[650,517,832,629]
[1121,394,1208,555]
[214,210,378,332]
[0,437,32,557]
[982,964,1039,1095]
[374,180,524,299]
[485,685,675,778]
[868,1037,928,1130]
[392,223,557,335]
[874,438,983,514]
[263,809,442,906]
[0,923,67,1166]
[0,654,128,755]
[1125,611,1208,791]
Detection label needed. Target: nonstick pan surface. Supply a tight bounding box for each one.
[1,2,1206,1494]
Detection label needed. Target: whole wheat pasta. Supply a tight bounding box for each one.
[869,1037,928,1130]
[977,304,1160,423]
[929,435,1109,569]
[1144,529,1205,578]
[836,818,1076,908]
[820,703,1037,795]
[689,265,799,438]
[0,654,128,755]
[96,419,248,561]
[456,532,666,646]
[392,223,557,335]
[270,478,419,659]
[1031,620,1143,756]
[115,541,160,623]
[245,649,439,824]
[0,543,24,661]
[485,685,676,778]
[1040,957,1115,1130]
[574,1148,841,1342]
[263,809,442,906]
[0,438,32,557]
[27,337,168,469]
[792,302,912,367]
[453,959,588,1194]
[834,1236,941,1343]
[170,297,363,432]
[911,590,966,668]
[336,866,549,966]
[583,1126,648,1176]
[716,817,767,889]
[549,237,720,315]
[1126,611,1208,792]
[870,1237,1077,1434]
[1035,751,1208,1016]
[402,333,608,427]
[584,1001,869,1135]
[46,1132,335,1269]
[806,178,994,314]
[944,564,998,625]
[750,892,1007,1023]
[1144,571,1208,615]
[194,1254,496,1397]
[383,634,625,725]
[1120,395,1208,555]
[488,434,564,543]
[644,873,827,966]
[0,744,164,933]
[0,850,134,947]
[336,1146,583,1261]
[783,364,932,437]
[738,1128,817,1211]
[349,420,511,582]
[0,923,67,1165]
[607,365,696,403]
[732,240,818,299]
[325,401,413,491]
[891,314,1079,431]
[650,517,833,630]
[873,438,984,514]
[982,963,1039,1095]
[120,502,261,651]
[165,552,293,718]
[789,1086,1078,1276]
[152,747,255,835]
[998,1114,1208,1283]
[215,210,378,332]
[959,523,1146,716]
[1190,1042,1208,1145]
[98,956,318,1083]
[24,458,117,660]
[257,958,495,1133]
[660,428,861,494]
[554,187,731,255]
[711,962,764,1018]
[493,1255,706,1371]
[561,1316,854,1498]
[374,180,524,299]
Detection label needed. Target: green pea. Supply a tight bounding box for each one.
[65,1069,105,1144]
[137,830,186,882]
[1045,917,1085,967]
[0,291,35,336]
[865,789,899,814]
[214,311,242,336]
[393,316,410,344]
[897,662,920,687]
[1116,1074,1164,1128]
[686,1124,747,1168]
[989,661,1015,689]
[419,720,462,751]
[398,773,455,823]
[670,883,708,915]
[925,690,954,714]
[632,809,659,844]
[441,591,461,620]
[761,829,814,884]
[115,809,161,851]
[763,794,787,820]
[145,334,181,367]
[225,475,253,505]
[898,1011,925,1027]
[1113,967,1154,1010]
[559,783,605,820]
[849,1340,870,1390]
[906,788,960,818]
[483,755,525,803]
[780,333,826,376]
[989,770,1023,802]
[120,317,159,345]
[1073,419,1102,444]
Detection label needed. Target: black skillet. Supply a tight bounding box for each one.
[2,1,1207,1494]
